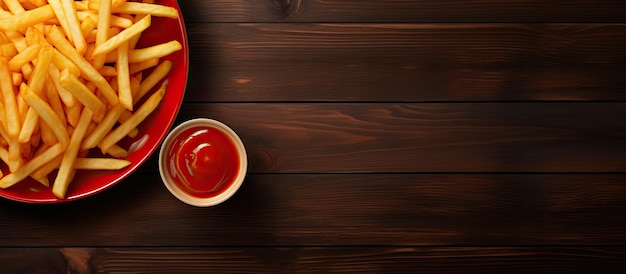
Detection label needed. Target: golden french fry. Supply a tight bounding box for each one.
[128,40,181,63]
[30,153,62,180]
[80,13,97,38]
[72,0,89,11]
[0,143,63,189]
[0,4,55,31]
[26,46,52,95]
[98,65,117,77]
[74,158,131,170]
[59,68,106,122]
[64,102,82,128]
[12,71,23,86]
[0,10,11,19]
[8,137,23,172]
[0,101,7,137]
[0,146,7,165]
[52,108,93,199]
[47,64,76,107]
[16,106,37,144]
[60,0,87,55]
[100,84,164,153]
[51,47,80,76]
[90,1,178,19]
[81,103,125,150]
[0,42,17,57]
[92,0,111,69]
[128,58,158,75]
[3,0,26,15]
[8,43,40,72]
[117,41,132,110]
[136,60,171,105]
[91,14,150,57]
[30,0,48,8]
[17,46,52,144]
[77,11,133,29]
[0,57,20,137]
[20,83,70,148]
[44,81,67,125]
[47,0,71,42]
[39,118,57,145]
[105,144,128,158]
[47,25,118,106]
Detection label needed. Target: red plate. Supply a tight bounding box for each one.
[0,0,189,204]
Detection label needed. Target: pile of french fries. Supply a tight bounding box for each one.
[0,0,182,199]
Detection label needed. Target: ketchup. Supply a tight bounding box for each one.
[166,126,240,198]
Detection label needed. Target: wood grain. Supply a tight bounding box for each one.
[2,247,625,273]
[1,174,625,246]
[178,0,626,23]
[185,23,626,102]
[162,103,626,173]
[91,247,626,273]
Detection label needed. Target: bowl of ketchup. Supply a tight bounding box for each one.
[158,118,247,206]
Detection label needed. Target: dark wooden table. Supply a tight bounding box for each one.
[2,0,626,272]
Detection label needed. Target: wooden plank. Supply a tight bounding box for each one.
[185,23,626,102]
[1,174,625,246]
[164,103,626,173]
[178,0,626,23]
[1,247,625,273]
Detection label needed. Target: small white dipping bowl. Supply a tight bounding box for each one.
[158,118,247,206]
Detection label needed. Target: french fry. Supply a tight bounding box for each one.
[0,143,63,189]
[0,146,7,164]
[0,42,17,57]
[60,0,86,55]
[30,153,62,180]
[81,103,125,150]
[59,68,106,122]
[92,0,111,69]
[80,13,97,38]
[0,4,55,31]
[44,81,67,126]
[105,144,128,158]
[98,65,116,77]
[50,47,80,76]
[100,83,164,154]
[64,101,82,128]
[90,1,178,19]
[8,43,40,72]
[4,0,25,15]
[20,83,69,148]
[0,101,7,137]
[135,60,171,105]
[77,11,133,29]
[128,40,181,63]
[74,158,131,170]
[29,0,48,8]
[26,45,52,95]
[17,46,52,144]
[128,58,158,75]
[47,64,76,107]
[8,136,23,172]
[0,57,20,137]
[12,71,23,86]
[47,0,70,42]
[52,108,92,199]
[91,14,150,57]
[117,41,132,110]
[47,25,118,106]
[38,117,57,145]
